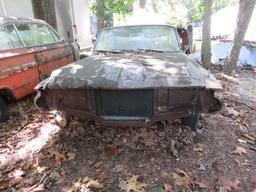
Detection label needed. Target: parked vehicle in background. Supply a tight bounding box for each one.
[54,0,92,50]
[36,25,222,131]
[0,17,79,122]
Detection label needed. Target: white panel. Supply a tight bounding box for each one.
[1,0,33,17]
[72,0,92,49]
[0,1,5,16]
[54,0,73,41]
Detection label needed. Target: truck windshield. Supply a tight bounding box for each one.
[94,26,180,52]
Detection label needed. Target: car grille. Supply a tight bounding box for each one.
[95,89,154,120]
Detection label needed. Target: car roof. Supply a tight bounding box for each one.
[102,24,177,31]
[0,16,47,26]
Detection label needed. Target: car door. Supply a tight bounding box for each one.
[15,22,76,80]
[0,24,39,100]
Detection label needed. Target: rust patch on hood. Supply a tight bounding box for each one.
[42,52,222,90]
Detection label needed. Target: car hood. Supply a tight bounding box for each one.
[39,52,222,90]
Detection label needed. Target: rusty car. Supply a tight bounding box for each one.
[0,17,79,122]
[35,25,222,131]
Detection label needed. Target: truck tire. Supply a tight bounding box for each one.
[182,112,200,132]
[0,97,9,123]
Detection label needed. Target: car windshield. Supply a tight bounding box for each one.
[94,26,180,52]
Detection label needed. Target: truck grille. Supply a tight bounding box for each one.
[95,89,154,120]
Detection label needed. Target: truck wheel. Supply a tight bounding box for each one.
[0,97,9,123]
[182,112,200,132]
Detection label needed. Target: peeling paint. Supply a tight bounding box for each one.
[43,52,222,90]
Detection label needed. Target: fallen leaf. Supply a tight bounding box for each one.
[11,169,25,178]
[226,107,239,116]
[20,183,45,192]
[83,177,90,183]
[232,146,247,156]
[36,166,47,174]
[67,179,82,192]
[172,173,184,187]
[31,157,39,167]
[239,111,246,123]
[166,139,178,157]
[80,184,88,192]
[173,168,190,188]
[250,179,256,190]
[139,128,157,146]
[94,161,103,168]
[163,183,172,191]
[241,160,250,166]
[55,113,67,127]
[238,124,246,130]
[217,176,240,191]
[86,180,103,189]
[193,144,204,152]
[49,150,66,165]
[32,184,45,191]
[66,152,76,160]
[237,139,247,144]
[106,144,119,156]
[54,155,64,165]
[241,133,256,141]
[49,170,61,181]
[236,159,250,166]
[0,179,11,189]
[193,181,208,189]
[98,173,109,181]
[119,175,146,192]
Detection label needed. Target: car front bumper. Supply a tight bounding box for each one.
[35,87,222,127]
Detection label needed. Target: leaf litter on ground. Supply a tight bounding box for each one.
[1,67,256,191]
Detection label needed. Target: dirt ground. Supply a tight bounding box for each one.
[1,66,256,192]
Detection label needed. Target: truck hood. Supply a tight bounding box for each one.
[39,52,222,90]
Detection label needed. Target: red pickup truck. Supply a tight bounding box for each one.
[0,17,79,122]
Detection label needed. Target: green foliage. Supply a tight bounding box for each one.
[90,0,135,16]
[90,0,135,28]
[90,0,240,28]
[190,0,239,22]
[191,0,204,22]
[213,0,238,13]
[107,0,134,15]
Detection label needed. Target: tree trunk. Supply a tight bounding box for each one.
[96,0,105,32]
[139,0,146,9]
[187,24,193,51]
[31,0,57,29]
[224,0,256,73]
[201,0,213,69]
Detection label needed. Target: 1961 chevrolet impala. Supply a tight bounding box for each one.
[35,25,222,131]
